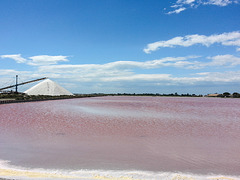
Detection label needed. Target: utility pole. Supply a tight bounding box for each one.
[16,75,18,93]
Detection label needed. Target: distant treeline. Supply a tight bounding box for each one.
[111,92,240,98]
[107,93,204,97]
[109,92,240,98]
[1,91,240,104]
[206,92,240,98]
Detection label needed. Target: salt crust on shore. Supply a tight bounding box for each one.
[0,160,239,180]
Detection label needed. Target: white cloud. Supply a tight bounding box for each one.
[166,0,239,14]
[28,55,69,66]
[187,54,240,69]
[207,54,240,66]
[0,69,20,75]
[38,54,240,78]
[0,54,69,66]
[1,52,240,93]
[36,55,240,86]
[101,74,171,82]
[177,0,196,4]
[144,31,240,53]
[203,0,233,6]
[35,56,200,85]
[0,54,27,63]
[1,55,240,93]
[194,70,240,82]
[38,56,200,74]
[167,7,187,14]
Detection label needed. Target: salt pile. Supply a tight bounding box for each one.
[24,79,73,96]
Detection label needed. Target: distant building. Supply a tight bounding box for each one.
[24,79,73,96]
[206,93,221,97]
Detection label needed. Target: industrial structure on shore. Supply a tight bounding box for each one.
[0,75,73,96]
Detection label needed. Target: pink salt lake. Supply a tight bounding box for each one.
[0,96,240,178]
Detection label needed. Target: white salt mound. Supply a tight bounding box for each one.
[24,79,73,96]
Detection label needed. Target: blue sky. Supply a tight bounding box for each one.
[1,0,240,94]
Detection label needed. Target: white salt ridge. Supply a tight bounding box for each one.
[0,160,239,180]
[24,79,73,96]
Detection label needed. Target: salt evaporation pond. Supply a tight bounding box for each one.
[0,96,240,180]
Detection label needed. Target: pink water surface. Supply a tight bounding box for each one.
[0,96,240,175]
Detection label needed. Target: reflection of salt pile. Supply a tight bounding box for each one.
[24,79,73,96]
